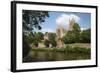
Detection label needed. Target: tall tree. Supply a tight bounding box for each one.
[62,23,80,44]
[48,33,57,47]
[23,10,49,58]
[72,23,81,42]
[62,31,75,44]
[38,32,44,40]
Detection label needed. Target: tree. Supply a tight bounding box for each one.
[72,23,81,42]
[32,32,44,47]
[44,39,50,47]
[62,23,80,44]
[48,33,57,47]
[23,34,31,58]
[73,23,80,32]
[80,29,91,43]
[38,32,44,40]
[22,10,49,58]
[23,10,49,33]
[62,31,75,44]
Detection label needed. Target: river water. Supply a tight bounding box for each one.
[23,50,90,62]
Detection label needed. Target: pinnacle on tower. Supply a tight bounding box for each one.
[69,18,75,30]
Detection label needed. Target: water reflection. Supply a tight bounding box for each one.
[23,50,90,62]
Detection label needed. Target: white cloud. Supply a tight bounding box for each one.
[56,14,80,28]
[38,28,55,33]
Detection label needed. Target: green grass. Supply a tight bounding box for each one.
[31,46,90,53]
[65,43,90,48]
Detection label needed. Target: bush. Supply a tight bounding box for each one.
[62,31,75,44]
[80,29,91,43]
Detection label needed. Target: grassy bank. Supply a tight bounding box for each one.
[31,46,90,53]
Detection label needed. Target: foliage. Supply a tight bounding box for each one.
[63,23,81,44]
[44,39,50,47]
[23,10,49,33]
[25,32,34,44]
[62,31,75,44]
[31,46,90,53]
[38,32,44,40]
[23,35,31,58]
[48,33,57,47]
[23,10,49,58]
[32,32,44,47]
[80,29,91,43]
[72,23,81,42]
[73,23,80,32]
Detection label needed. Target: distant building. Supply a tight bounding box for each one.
[56,27,65,48]
[42,18,76,48]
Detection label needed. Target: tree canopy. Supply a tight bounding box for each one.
[62,23,81,44]
[48,33,57,47]
[62,22,91,44]
[72,23,81,42]
[23,10,49,34]
[23,10,49,58]
[80,29,91,43]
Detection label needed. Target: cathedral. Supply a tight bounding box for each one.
[43,18,76,48]
[56,18,75,48]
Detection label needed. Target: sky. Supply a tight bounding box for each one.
[36,11,91,33]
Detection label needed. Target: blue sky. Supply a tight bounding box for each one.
[37,11,91,33]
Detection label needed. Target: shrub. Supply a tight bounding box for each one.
[80,29,91,43]
[62,31,75,44]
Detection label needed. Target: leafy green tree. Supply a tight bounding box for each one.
[62,31,75,44]
[80,29,91,43]
[62,23,80,44]
[48,33,57,47]
[23,10,49,33]
[25,32,34,44]
[38,32,44,40]
[33,32,39,47]
[32,32,44,47]
[73,23,80,32]
[22,10,49,58]
[72,23,81,42]
[44,39,50,47]
[23,34,31,58]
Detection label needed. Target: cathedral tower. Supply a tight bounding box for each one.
[69,18,75,30]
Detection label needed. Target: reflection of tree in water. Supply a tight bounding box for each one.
[23,49,90,62]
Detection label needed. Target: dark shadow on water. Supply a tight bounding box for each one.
[23,50,91,63]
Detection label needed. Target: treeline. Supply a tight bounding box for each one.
[25,23,91,48]
[44,33,57,47]
[24,32,57,48]
[62,23,91,44]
